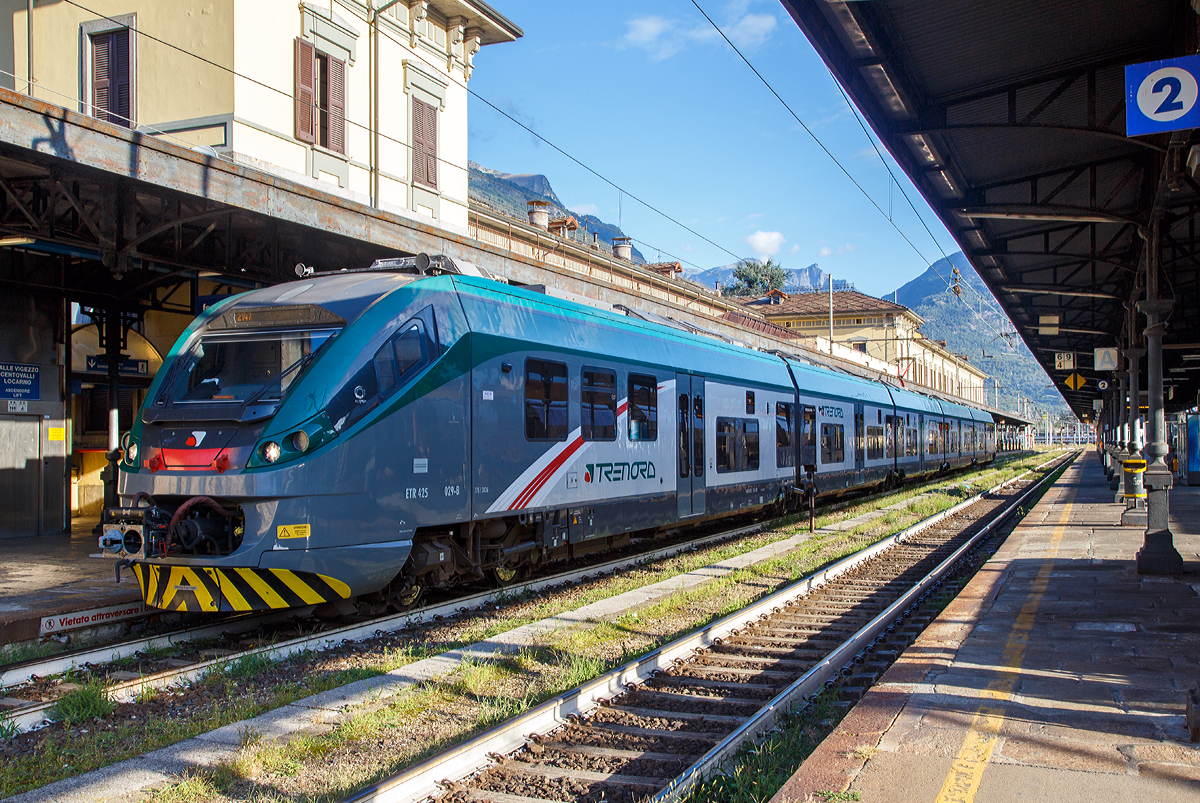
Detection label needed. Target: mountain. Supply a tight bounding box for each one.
[468,162,645,262]
[890,252,1069,418]
[682,261,853,294]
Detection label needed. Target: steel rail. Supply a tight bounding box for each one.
[2,449,1035,691]
[0,520,770,733]
[342,451,1074,803]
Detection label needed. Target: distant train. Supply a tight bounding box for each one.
[99,255,996,614]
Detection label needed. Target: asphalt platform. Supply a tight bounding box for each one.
[771,451,1200,802]
[0,518,143,647]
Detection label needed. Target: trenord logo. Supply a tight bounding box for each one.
[584,462,656,483]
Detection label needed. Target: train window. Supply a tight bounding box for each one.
[717,417,759,473]
[716,417,736,473]
[884,416,896,459]
[374,321,429,398]
[678,394,690,478]
[776,402,794,468]
[746,391,755,414]
[906,427,919,457]
[743,420,759,470]
[866,426,884,460]
[855,411,864,464]
[693,395,704,478]
[525,359,568,441]
[821,423,844,464]
[801,405,816,466]
[581,367,617,441]
[628,374,658,441]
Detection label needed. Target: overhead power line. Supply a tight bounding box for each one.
[60,0,733,273]
[689,0,1016,346]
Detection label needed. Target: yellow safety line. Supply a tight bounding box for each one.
[235,567,289,609]
[932,472,1077,803]
[271,569,326,605]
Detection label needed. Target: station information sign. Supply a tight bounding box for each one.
[0,361,40,401]
[1126,55,1200,136]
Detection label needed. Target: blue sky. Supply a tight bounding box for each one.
[466,0,964,297]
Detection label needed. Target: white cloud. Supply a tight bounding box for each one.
[836,243,857,254]
[681,242,696,253]
[623,16,714,61]
[744,230,786,260]
[746,212,764,220]
[789,243,800,255]
[818,246,833,258]
[727,13,776,49]
[570,203,598,216]
[622,5,776,61]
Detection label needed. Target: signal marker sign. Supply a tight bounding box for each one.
[1065,373,1086,391]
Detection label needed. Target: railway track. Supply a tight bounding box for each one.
[0,451,1042,736]
[344,451,1074,803]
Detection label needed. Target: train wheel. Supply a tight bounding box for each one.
[391,582,425,611]
[488,564,526,587]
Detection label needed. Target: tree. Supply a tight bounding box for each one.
[721,258,788,297]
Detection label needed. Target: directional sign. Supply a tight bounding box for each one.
[1064,373,1087,391]
[1126,55,1200,136]
[1054,352,1075,371]
[1097,379,1110,391]
[1094,348,1119,372]
[1093,399,1104,412]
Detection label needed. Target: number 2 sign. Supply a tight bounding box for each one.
[1126,55,1200,136]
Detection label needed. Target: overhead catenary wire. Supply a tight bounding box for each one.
[690,0,1017,346]
[61,0,746,274]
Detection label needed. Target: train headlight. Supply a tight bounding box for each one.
[262,441,282,463]
[126,442,139,465]
[290,431,310,452]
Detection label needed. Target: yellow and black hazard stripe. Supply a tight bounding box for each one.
[131,563,352,612]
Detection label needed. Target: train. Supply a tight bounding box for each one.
[99,255,997,615]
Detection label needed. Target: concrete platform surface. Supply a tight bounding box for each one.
[0,518,142,646]
[772,451,1200,803]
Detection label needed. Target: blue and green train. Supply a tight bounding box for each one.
[99,256,997,614]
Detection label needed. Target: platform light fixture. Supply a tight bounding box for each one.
[0,236,35,246]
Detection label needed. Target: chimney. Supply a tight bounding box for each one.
[526,200,550,230]
[612,236,632,261]
[592,232,600,249]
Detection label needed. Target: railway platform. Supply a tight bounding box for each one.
[0,519,144,648]
[772,450,1200,802]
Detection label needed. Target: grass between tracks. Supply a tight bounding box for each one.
[0,451,1063,800]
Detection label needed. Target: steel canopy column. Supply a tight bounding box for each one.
[1136,223,1182,573]
[1111,374,1128,490]
[102,309,123,511]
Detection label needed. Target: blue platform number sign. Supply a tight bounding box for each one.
[1126,55,1200,136]
[0,362,40,401]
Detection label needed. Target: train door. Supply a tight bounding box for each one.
[918,414,925,472]
[854,403,865,484]
[676,374,706,518]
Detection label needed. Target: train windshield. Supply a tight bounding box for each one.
[164,328,339,405]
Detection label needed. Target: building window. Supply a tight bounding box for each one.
[412,97,438,189]
[852,342,867,353]
[91,28,132,127]
[295,38,346,154]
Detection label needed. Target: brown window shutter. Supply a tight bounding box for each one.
[111,28,131,127]
[294,38,316,144]
[412,98,437,189]
[328,56,346,154]
[92,33,111,121]
[424,99,437,189]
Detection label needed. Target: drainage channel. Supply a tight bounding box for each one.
[345,452,1074,803]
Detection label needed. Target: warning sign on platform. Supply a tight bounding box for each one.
[40,601,148,635]
[1065,373,1087,391]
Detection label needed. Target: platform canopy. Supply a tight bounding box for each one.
[782,0,1200,419]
